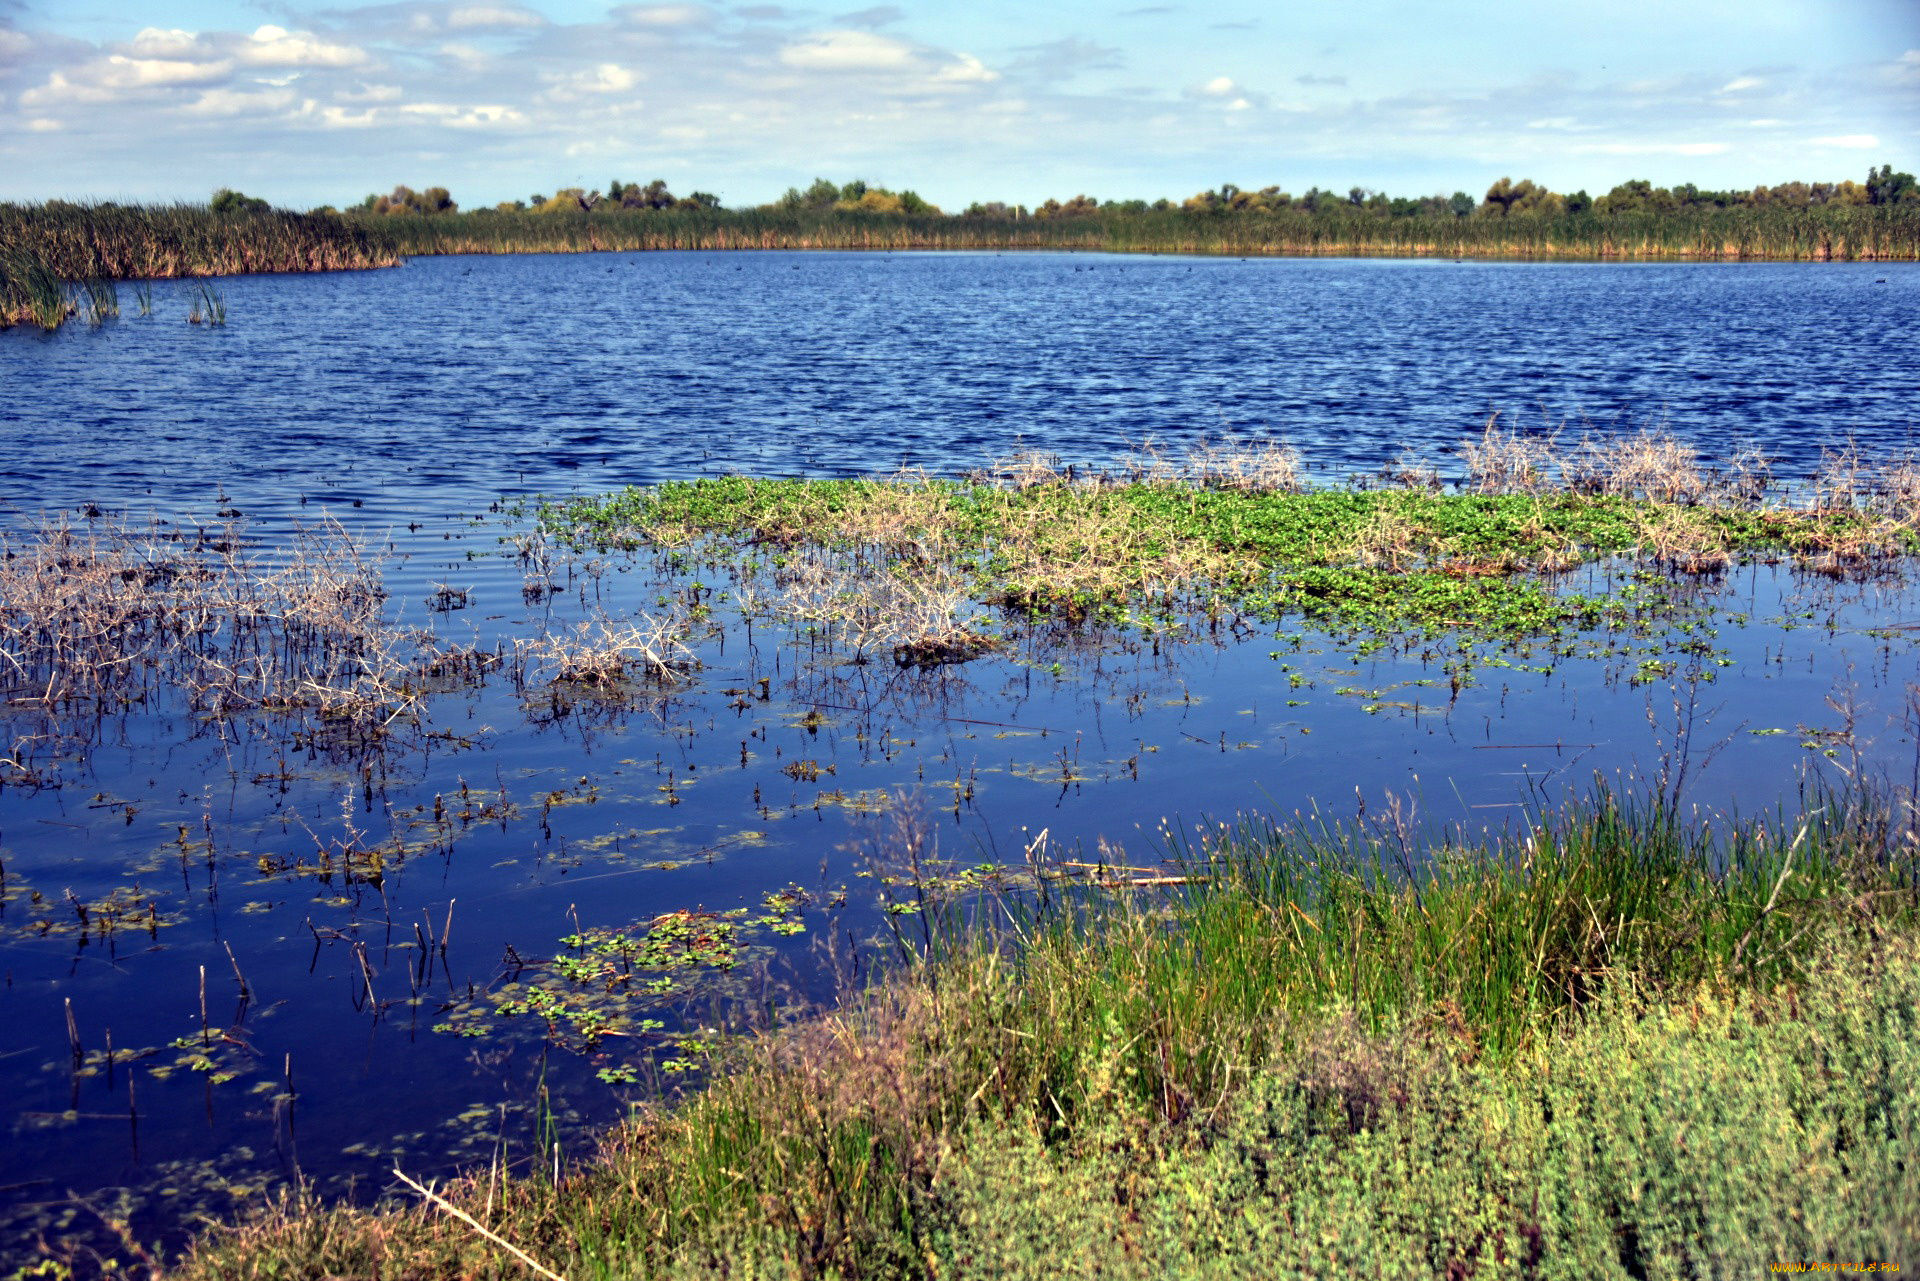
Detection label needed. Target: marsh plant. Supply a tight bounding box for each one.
[516,609,696,687]
[187,281,226,326]
[0,512,483,745]
[171,780,1920,1280]
[537,434,1920,674]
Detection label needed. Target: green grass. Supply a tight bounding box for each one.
[0,242,68,329]
[166,782,1920,1279]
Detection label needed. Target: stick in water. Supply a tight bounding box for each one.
[392,1167,568,1281]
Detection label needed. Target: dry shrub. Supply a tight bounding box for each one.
[517,609,693,686]
[836,470,961,565]
[0,512,463,736]
[1565,430,1708,503]
[1185,436,1306,493]
[1116,436,1306,493]
[1813,440,1874,512]
[1463,416,1559,494]
[1344,508,1423,571]
[770,553,991,664]
[1815,443,1920,525]
[1636,508,1732,574]
[1377,451,1443,492]
[975,448,1070,490]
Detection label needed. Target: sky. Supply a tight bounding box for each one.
[1,0,1915,210]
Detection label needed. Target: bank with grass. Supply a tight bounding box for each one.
[173,781,1920,1279]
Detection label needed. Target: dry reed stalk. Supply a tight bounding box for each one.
[0,511,484,740]
[1463,415,1560,494]
[391,1168,570,1281]
[770,554,989,664]
[1565,429,1707,503]
[1184,436,1306,493]
[517,610,694,686]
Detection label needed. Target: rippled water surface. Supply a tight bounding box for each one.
[1,252,1917,1266]
[6,253,1918,520]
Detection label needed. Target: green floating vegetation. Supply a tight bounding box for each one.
[536,460,1920,651]
[435,889,822,1055]
[170,782,1920,1278]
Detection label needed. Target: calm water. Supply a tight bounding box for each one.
[1,253,1917,1265]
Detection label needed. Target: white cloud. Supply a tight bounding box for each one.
[26,117,61,131]
[780,30,918,72]
[447,6,546,30]
[182,86,296,116]
[1746,118,1782,126]
[1718,75,1763,92]
[616,4,712,26]
[1810,134,1878,148]
[25,54,233,102]
[128,28,203,58]
[1575,141,1730,156]
[440,42,490,69]
[544,63,642,97]
[0,29,34,61]
[108,55,234,87]
[931,53,997,85]
[1527,116,1578,129]
[320,105,379,127]
[242,26,366,69]
[398,101,524,126]
[1184,76,1264,108]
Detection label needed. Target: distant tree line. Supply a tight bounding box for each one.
[285,165,1914,223]
[967,167,1920,222]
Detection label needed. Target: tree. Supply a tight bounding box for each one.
[1448,191,1474,218]
[1481,177,1563,217]
[210,188,271,215]
[370,185,457,215]
[1866,164,1918,206]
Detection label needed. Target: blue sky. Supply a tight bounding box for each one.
[2,0,1914,209]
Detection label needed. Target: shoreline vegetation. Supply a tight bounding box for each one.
[4,165,1918,331]
[171,781,1920,1279]
[12,434,1913,1276]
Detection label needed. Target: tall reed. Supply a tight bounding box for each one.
[370,202,1920,261]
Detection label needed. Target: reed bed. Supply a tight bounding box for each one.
[0,201,395,324]
[171,781,1920,1279]
[2,198,1914,331]
[372,203,1920,261]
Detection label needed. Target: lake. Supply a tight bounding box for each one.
[1,251,1917,1265]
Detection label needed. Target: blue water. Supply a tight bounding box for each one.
[0,252,1917,1266]
[4,253,1917,524]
